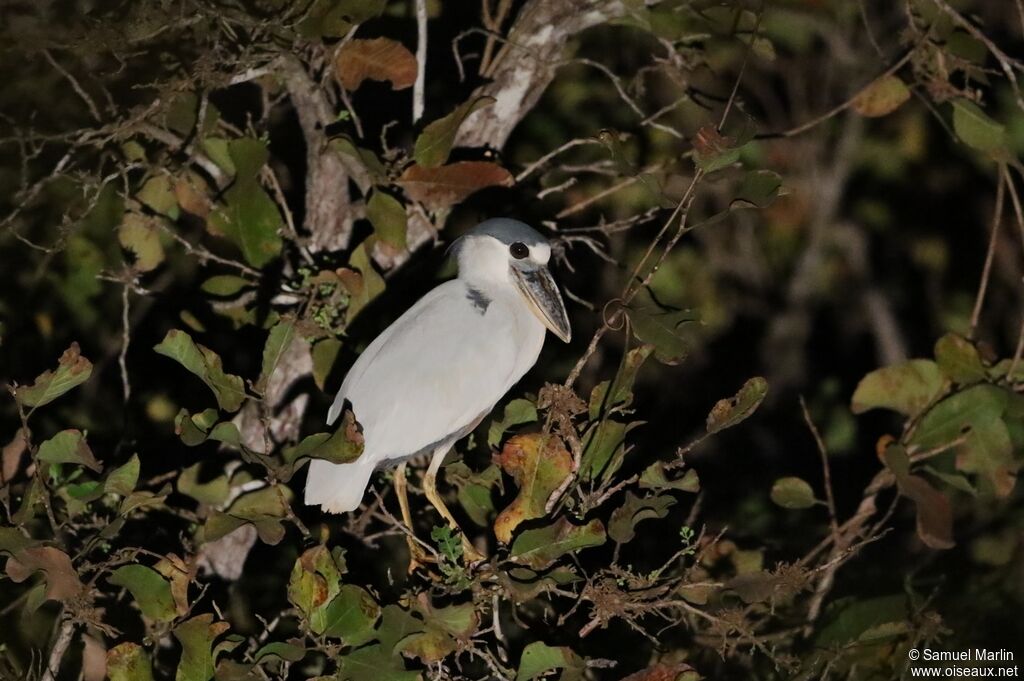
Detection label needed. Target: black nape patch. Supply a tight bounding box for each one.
[466,287,491,313]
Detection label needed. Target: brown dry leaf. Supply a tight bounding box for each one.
[398,161,513,211]
[174,171,212,218]
[5,546,85,602]
[2,429,27,483]
[155,553,195,616]
[335,38,417,91]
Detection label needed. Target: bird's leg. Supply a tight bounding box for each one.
[394,462,434,572]
[425,448,486,563]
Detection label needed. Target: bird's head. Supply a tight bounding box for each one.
[450,218,571,343]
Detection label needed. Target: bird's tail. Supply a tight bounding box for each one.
[304,457,376,513]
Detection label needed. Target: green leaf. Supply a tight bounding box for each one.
[488,398,538,447]
[107,643,156,681]
[851,359,944,416]
[119,213,165,272]
[208,183,284,268]
[105,454,140,496]
[173,614,229,681]
[154,329,246,412]
[201,275,250,296]
[366,190,408,250]
[447,462,501,526]
[510,517,606,568]
[201,138,236,177]
[38,429,102,472]
[178,463,230,506]
[952,99,1006,153]
[706,376,768,433]
[253,641,306,663]
[579,419,636,482]
[589,344,653,419]
[257,318,298,394]
[625,292,695,365]
[911,385,1015,496]
[16,342,93,408]
[934,333,985,385]
[284,415,365,466]
[816,594,908,647]
[320,584,380,645]
[851,76,910,117]
[732,169,782,208]
[516,641,584,681]
[770,477,816,509]
[413,96,494,167]
[424,602,478,638]
[608,491,676,544]
[342,241,386,323]
[312,337,343,391]
[493,434,572,544]
[639,462,700,492]
[109,565,178,623]
[338,644,419,681]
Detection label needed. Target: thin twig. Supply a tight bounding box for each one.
[969,168,1005,338]
[800,396,838,539]
[773,49,916,138]
[119,282,131,402]
[931,0,1024,113]
[42,50,102,122]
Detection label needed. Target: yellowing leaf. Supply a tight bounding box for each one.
[770,477,816,509]
[119,213,165,272]
[852,76,910,117]
[493,434,572,544]
[16,342,93,408]
[934,332,985,385]
[851,359,944,417]
[413,96,495,168]
[398,161,513,210]
[335,38,417,91]
[706,376,768,433]
[107,643,156,681]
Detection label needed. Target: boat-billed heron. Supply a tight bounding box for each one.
[305,218,571,563]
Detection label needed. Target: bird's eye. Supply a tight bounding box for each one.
[509,242,529,259]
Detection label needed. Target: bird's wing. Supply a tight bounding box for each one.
[328,280,535,465]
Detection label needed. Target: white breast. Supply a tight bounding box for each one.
[329,279,545,466]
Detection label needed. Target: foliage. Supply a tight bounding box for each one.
[1,0,1024,680]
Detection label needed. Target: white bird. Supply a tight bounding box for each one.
[305,218,571,558]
